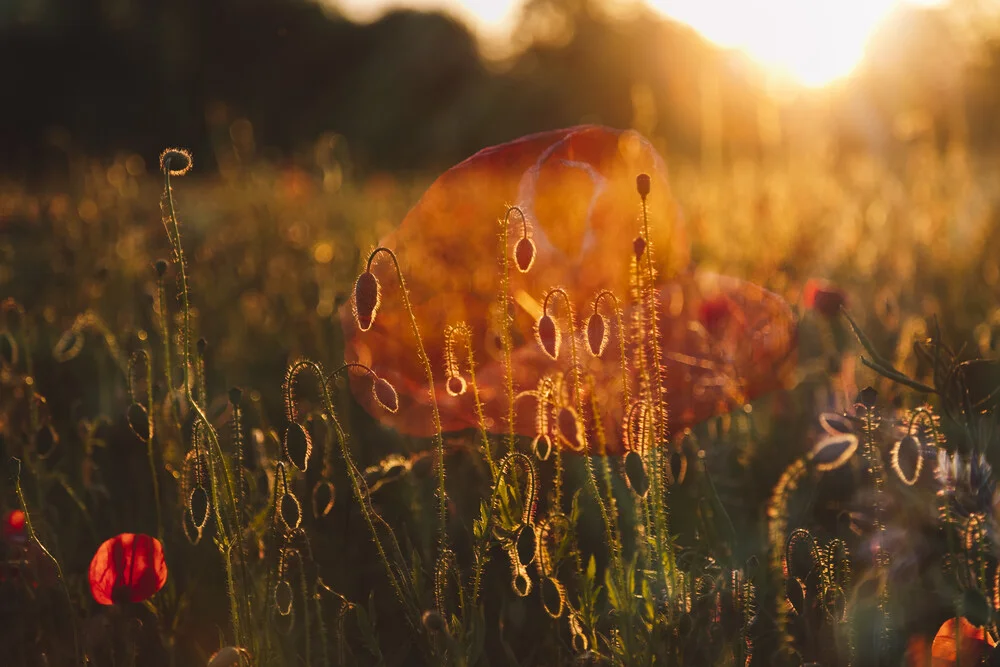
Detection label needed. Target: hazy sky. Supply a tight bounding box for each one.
[335,0,947,87]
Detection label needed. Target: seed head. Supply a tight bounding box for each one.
[536,314,560,360]
[353,270,381,331]
[154,259,168,278]
[514,237,536,273]
[586,312,607,357]
[446,375,467,397]
[633,236,646,260]
[373,376,399,413]
[636,173,651,199]
[159,148,193,176]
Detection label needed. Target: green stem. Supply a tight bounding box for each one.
[12,458,82,664]
[367,247,448,552]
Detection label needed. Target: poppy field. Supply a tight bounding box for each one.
[2,124,1000,667]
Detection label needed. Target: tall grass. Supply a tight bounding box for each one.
[1,133,1000,666]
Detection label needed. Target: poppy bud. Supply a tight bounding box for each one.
[229,387,243,406]
[636,173,651,199]
[154,259,168,278]
[446,375,467,397]
[283,423,313,472]
[422,609,447,634]
[312,480,336,518]
[275,580,293,616]
[556,407,583,452]
[857,386,877,409]
[514,237,536,273]
[810,434,858,472]
[353,270,381,331]
[159,148,193,176]
[624,451,649,497]
[189,486,210,529]
[532,433,553,461]
[536,314,560,360]
[373,377,399,413]
[586,312,607,357]
[280,492,302,531]
[633,236,646,260]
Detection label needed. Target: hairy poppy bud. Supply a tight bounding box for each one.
[556,407,583,452]
[446,375,467,397]
[373,377,399,413]
[857,386,877,410]
[636,173,651,199]
[536,314,560,360]
[154,259,168,278]
[514,237,536,273]
[633,236,646,260]
[159,148,193,176]
[586,312,607,357]
[353,270,380,331]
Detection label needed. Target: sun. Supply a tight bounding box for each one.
[646,0,947,87]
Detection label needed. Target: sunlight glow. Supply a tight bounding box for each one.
[649,0,947,87]
[336,0,948,88]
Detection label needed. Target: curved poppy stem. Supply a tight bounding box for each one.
[285,358,418,624]
[366,246,449,555]
[12,458,82,665]
[162,157,250,648]
[444,322,495,610]
[498,206,526,457]
[445,323,496,480]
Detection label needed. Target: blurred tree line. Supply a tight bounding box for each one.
[3,0,1000,180]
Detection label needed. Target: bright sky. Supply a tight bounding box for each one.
[336,0,947,87]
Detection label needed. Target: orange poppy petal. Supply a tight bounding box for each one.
[341,126,795,455]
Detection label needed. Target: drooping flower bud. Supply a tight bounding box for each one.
[636,173,651,199]
[446,375,467,397]
[159,148,193,176]
[514,237,536,273]
[373,376,399,413]
[633,236,646,260]
[353,270,381,331]
[536,314,560,360]
[586,312,607,357]
[556,407,583,452]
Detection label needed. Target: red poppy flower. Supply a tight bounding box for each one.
[88,533,167,605]
[341,126,796,455]
[802,278,846,318]
[914,617,997,667]
[3,509,25,540]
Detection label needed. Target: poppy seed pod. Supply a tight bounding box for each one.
[373,377,399,413]
[536,314,560,360]
[514,237,536,273]
[89,533,167,605]
[586,312,607,357]
[353,270,381,331]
